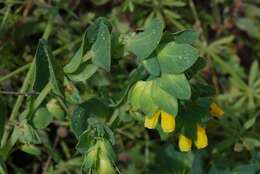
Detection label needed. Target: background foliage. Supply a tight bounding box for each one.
[0,0,259,173]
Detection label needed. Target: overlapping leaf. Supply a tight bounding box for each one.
[143,56,161,76]
[155,74,191,100]
[129,81,158,116]
[126,19,164,60]
[151,81,178,116]
[158,42,199,74]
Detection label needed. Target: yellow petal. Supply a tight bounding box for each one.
[195,126,208,149]
[179,134,192,152]
[210,103,224,118]
[144,111,160,129]
[161,111,175,133]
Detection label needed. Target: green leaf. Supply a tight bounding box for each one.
[161,30,198,45]
[151,81,178,115]
[173,29,198,44]
[243,137,260,148]
[126,18,164,60]
[155,73,191,99]
[64,18,111,74]
[185,57,207,79]
[249,61,259,86]
[83,145,98,169]
[76,130,92,154]
[71,98,112,138]
[191,83,215,100]
[158,42,199,74]
[20,144,41,156]
[63,50,83,74]
[91,22,111,71]
[33,40,50,92]
[32,107,53,129]
[129,81,146,109]
[68,63,98,82]
[34,39,64,96]
[63,27,91,74]
[13,120,41,144]
[143,56,161,76]
[129,81,158,115]
[233,164,260,174]
[87,17,112,44]
[64,78,82,104]
[192,152,205,174]
[71,105,87,138]
[138,81,158,115]
[244,116,257,130]
[236,17,259,38]
[164,145,194,169]
[46,99,65,120]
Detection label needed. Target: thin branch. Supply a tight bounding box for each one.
[0,91,39,96]
[42,136,60,174]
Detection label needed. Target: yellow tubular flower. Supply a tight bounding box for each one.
[161,111,175,133]
[144,111,160,129]
[179,134,192,152]
[210,102,224,118]
[195,126,208,149]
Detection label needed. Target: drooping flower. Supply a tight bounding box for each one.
[179,134,192,152]
[144,110,175,133]
[210,102,224,118]
[161,111,175,133]
[178,125,208,152]
[144,111,160,129]
[194,126,208,149]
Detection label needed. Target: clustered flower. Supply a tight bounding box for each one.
[144,102,224,152]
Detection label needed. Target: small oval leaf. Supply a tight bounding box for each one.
[126,19,164,60]
[155,73,191,100]
[158,42,199,74]
[91,22,111,71]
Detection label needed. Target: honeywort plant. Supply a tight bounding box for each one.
[0,13,225,173]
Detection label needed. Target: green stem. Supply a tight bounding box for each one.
[0,5,11,30]
[0,64,31,83]
[53,38,81,55]
[0,39,80,84]
[189,0,207,45]
[0,62,35,147]
[0,11,56,150]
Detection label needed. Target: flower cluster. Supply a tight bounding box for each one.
[144,102,224,152]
